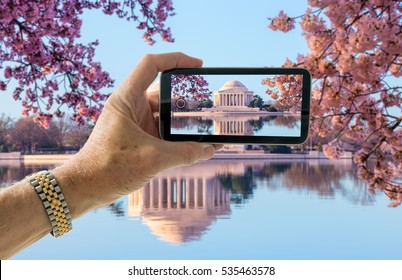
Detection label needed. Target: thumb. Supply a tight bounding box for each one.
[157,141,217,170]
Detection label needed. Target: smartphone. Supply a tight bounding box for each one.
[159,67,311,145]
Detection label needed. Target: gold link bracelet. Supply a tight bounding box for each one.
[27,171,72,237]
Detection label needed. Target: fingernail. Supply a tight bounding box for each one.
[200,145,215,161]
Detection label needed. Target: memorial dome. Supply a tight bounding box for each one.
[219,80,247,91]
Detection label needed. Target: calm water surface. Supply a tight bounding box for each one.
[171,115,301,136]
[1,158,400,260]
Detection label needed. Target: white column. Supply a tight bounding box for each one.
[167,178,172,209]
[132,190,141,208]
[195,178,199,208]
[149,181,155,208]
[186,178,191,209]
[202,179,207,209]
[158,178,163,208]
[177,178,182,208]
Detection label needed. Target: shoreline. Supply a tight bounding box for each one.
[0,151,352,165]
[172,111,297,117]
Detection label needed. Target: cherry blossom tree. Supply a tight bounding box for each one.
[171,74,210,100]
[268,0,402,206]
[262,74,303,113]
[0,0,174,128]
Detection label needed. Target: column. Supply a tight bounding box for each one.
[195,178,199,208]
[186,178,191,209]
[132,189,140,208]
[149,181,154,208]
[167,177,172,209]
[202,178,207,209]
[158,178,163,209]
[177,178,182,208]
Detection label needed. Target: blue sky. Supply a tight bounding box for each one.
[0,0,309,118]
[175,74,301,102]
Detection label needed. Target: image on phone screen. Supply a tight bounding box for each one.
[160,68,311,144]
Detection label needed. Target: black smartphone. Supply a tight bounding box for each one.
[159,67,311,145]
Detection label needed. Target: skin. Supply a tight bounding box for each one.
[0,52,222,259]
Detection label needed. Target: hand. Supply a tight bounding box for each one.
[54,52,221,218]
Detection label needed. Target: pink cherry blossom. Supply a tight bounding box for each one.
[0,0,175,128]
[262,74,303,112]
[171,75,210,101]
[267,10,295,33]
[268,0,402,200]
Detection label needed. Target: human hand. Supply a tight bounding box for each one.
[54,53,221,217]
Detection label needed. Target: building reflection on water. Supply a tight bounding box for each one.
[127,159,377,244]
[128,162,236,244]
[1,158,386,244]
[171,115,301,136]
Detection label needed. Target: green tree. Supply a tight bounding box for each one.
[219,167,256,204]
[269,145,292,154]
[198,98,213,108]
[248,95,264,109]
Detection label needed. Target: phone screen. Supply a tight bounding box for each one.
[160,68,311,145]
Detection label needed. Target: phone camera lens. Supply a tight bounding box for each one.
[175,98,187,109]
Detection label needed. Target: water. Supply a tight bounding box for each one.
[171,114,301,136]
[2,159,401,260]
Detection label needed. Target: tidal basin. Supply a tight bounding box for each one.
[2,156,401,260]
[171,113,301,137]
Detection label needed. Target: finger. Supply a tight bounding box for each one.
[131,52,203,92]
[213,144,224,151]
[156,140,216,170]
[147,80,160,113]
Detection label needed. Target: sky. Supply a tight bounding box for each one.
[171,73,305,105]
[0,0,310,118]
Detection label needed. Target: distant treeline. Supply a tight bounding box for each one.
[0,114,91,154]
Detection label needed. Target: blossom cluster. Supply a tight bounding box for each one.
[262,74,303,113]
[268,0,402,204]
[0,0,175,128]
[267,10,295,33]
[171,74,210,101]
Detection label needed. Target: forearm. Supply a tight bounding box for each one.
[0,179,50,259]
[0,53,218,259]
[0,151,111,259]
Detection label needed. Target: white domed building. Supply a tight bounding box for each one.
[213,80,254,109]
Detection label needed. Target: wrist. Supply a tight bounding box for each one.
[51,147,112,220]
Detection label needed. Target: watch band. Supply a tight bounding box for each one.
[27,170,72,237]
